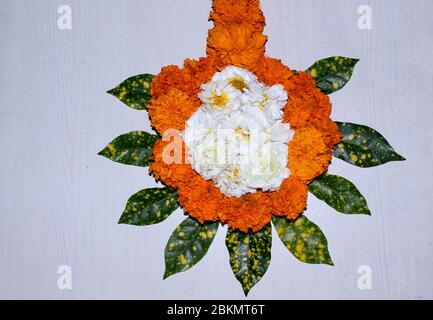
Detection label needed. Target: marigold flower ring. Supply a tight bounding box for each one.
[99,0,405,296]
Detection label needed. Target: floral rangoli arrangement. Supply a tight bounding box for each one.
[99,0,405,295]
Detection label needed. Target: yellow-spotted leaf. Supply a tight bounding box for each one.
[307,56,359,94]
[107,74,154,110]
[226,224,272,296]
[309,173,371,215]
[334,122,406,168]
[118,188,178,226]
[98,131,159,167]
[272,216,333,265]
[164,218,219,279]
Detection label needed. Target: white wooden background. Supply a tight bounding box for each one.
[1,0,432,300]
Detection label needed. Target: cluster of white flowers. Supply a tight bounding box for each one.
[183,66,294,197]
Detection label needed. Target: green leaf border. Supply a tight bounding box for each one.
[98,131,159,167]
[226,224,272,296]
[334,122,406,168]
[107,74,154,110]
[118,187,179,226]
[164,217,219,279]
[309,173,371,215]
[307,56,359,94]
[272,216,333,266]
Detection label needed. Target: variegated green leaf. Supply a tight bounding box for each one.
[164,218,219,279]
[307,56,359,94]
[334,122,406,168]
[226,224,272,296]
[98,131,159,167]
[272,216,333,265]
[118,187,178,226]
[107,74,154,110]
[309,173,371,215]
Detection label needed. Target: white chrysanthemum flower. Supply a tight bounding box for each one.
[183,66,294,198]
[242,142,290,191]
[267,122,294,143]
[242,83,288,122]
[198,81,241,117]
[212,66,258,92]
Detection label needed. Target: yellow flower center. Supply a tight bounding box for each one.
[229,77,249,91]
[211,91,229,108]
[258,93,270,110]
[232,165,239,178]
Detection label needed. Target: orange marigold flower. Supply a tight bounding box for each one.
[270,178,308,220]
[150,65,184,99]
[151,57,222,99]
[207,24,267,69]
[150,139,195,189]
[210,0,265,32]
[310,115,342,148]
[148,88,200,134]
[182,57,223,95]
[289,126,334,183]
[283,72,332,128]
[254,57,295,86]
[217,192,272,233]
[178,175,221,223]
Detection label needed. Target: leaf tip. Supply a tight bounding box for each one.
[97,148,107,157]
[163,271,172,280]
[324,255,334,266]
[242,287,251,297]
[395,153,406,162]
[360,205,372,216]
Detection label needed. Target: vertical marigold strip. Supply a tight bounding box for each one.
[209,0,265,31]
[207,0,267,68]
